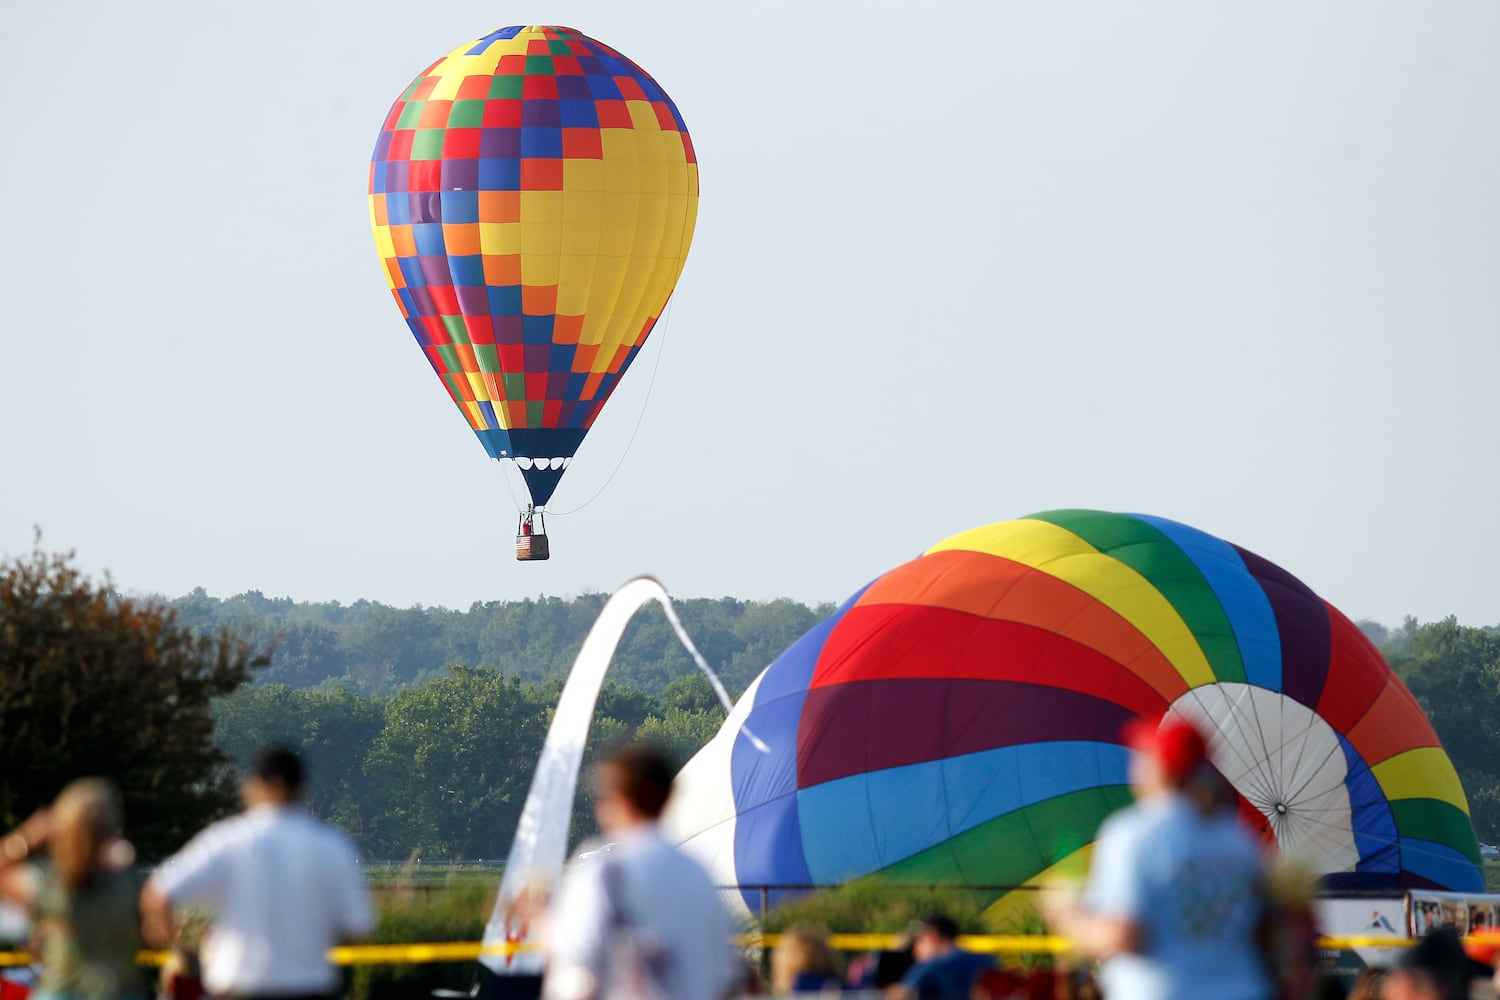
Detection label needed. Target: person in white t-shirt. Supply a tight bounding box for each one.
[543,743,736,1000]
[141,746,374,1000]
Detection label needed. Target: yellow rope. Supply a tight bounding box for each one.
[0,934,1430,969]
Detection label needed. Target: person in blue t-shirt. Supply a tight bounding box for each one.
[1043,716,1272,1000]
[887,913,994,1000]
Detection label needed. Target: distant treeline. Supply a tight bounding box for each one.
[168,587,834,696]
[174,589,835,860]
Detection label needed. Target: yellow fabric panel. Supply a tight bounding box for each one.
[983,843,1095,927]
[1372,748,1471,813]
[561,224,602,257]
[564,159,604,194]
[424,48,506,100]
[562,188,604,224]
[556,254,596,299]
[598,189,641,230]
[519,191,564,226]
[520,252,561,286]
[626,100,661,137]
[600,129,639,165]
[927,519,1216,689]
[479,223,521,256]
[372,233,396,277]
[465,373,491,402]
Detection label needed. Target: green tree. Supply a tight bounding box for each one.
[636,707,724,770]
[213,683,383,842]
[1390,618,1500,841]
[362,666,549,860]
[0,546,265,858]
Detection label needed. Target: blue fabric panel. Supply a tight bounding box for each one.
[797,741,1131,884]
[1134,514,1283,691]
[488,286,522,317]
[586,73,622,100]
[727,590,869,904]
[1339,736,1400,873]
[412,223,446,256]
[730,791,809,913]
[397,256,427,292]
[520,126,563,157]
[473,427,513,459]
[519,465,566,507]
[506,427,586,458]
[448,255,485,287]
[522,315,555,344]
[477,157,521,190]
[465,25,524,55]
[384,190,410,225]
[440,190,480,224]
[558,99,600,127]
[1400,838,1486,892]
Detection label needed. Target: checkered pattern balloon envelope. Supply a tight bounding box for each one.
[369,26,698,506]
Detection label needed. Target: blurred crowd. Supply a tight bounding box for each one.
[2,733,1498,1000]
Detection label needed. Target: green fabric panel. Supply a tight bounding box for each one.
[502,373,526,399]
[442,315,470,345]
[874,785,1134,888]
[547,40,572,55]
[435,345,461,371]
[526,400,545,425]
[489,75,523,100]
[475,345,501,374]
[1390,799,1481,865]
[525,55,554,76]
[1028,510,1247,684]
[447,100,485,128]
[410,129,445,161]
[396,102,425,129]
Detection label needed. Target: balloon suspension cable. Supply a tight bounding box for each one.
[495,459,528,515]
[546,304,674,517]
[654,590,770,754]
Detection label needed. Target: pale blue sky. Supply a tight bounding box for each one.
[2,1,1496,626]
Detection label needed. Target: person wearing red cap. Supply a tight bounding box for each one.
[1044,715,1271,1000]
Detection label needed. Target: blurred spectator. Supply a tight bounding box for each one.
[0,778,144,1000]
[1043,716,1271,1000]
[542,742,736,1000]
[1467,931,1500,998]
[140,745,373,1000]
[770,925,842,995]
[1348,967,1388,1000]
[1386,928,1494,1000]
[885,914,994,1000]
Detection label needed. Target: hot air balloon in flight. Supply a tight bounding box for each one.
[369,26,699,560]
[664,510,1484,918]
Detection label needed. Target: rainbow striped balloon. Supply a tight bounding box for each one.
[667,510,1483,913]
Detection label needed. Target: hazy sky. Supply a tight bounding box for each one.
[2,2,1496,627]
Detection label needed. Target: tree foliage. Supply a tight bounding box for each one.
[1386,617,1500,841]
[0,547,266,858]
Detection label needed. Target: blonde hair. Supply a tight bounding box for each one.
[770,925,841,996]
[50,778,124,889]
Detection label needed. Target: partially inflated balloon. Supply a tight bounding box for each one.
[666,510,1483,915]
[369,26,697,506]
